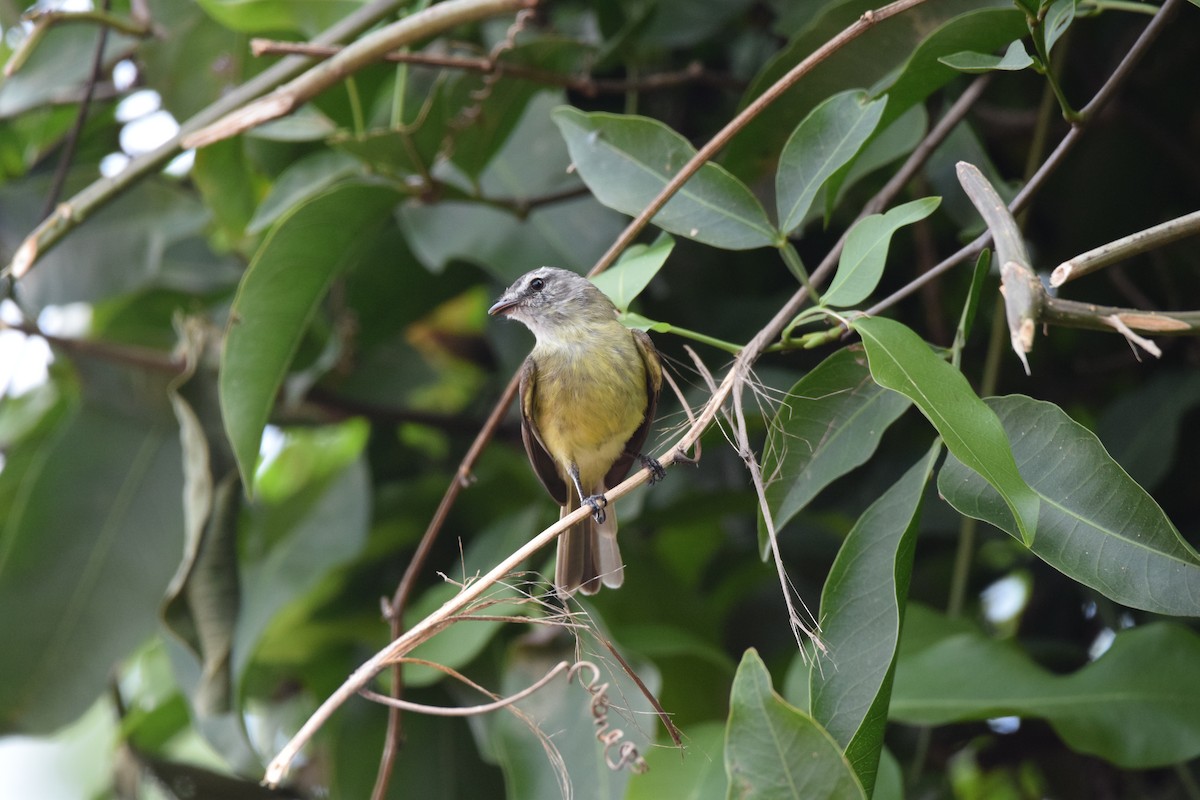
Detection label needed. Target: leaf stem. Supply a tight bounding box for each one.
[778,241,821,302]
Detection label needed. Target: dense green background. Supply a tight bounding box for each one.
[1,0,1199,797]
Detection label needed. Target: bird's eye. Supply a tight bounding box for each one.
[529,277,545,292]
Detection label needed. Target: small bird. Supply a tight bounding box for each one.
[488,267,663,595]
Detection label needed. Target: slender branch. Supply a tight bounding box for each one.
[865,0,1185,317]
[1038,298,1200,334]
[1050,208,1200,287]
[39,0,114,221]
[5,0,416,280]
[360,661,570,716]
[251,40,738,95]
[182,0,535,149]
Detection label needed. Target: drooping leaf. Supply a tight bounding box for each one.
[591,233,674,312]
[938,395,1200,616]
[852,316,1040,544]
[893,605,1200,768]
[776,90,886,236]
[810,444,939,795]
[760,346,912,556]
[726,649,865,800]
[822,197,940,307]
[552,107,778,250]
[0,401,184,733]
[938,40,1034,73]
[220,180,400,493]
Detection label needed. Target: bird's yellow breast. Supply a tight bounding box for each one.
[531,328,648,488]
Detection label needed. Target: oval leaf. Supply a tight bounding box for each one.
[852,316,1040,545]
[776,90,887,236]
[823,197,941,307]
[590,233,674,313]
[551,106,778,250]
[220,181,401,493]
[760,346,913,556]
[938,395,1200,616]
[726,649,866,800]
[938,40,1034,73]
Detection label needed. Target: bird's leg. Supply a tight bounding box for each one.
[638,453,666,484]
[569,463,607,524]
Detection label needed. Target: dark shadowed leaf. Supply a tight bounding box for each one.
[1096,371,1200,492]
[938,395,1200,616]
[761,346,912,555]
[893,605,1200,767]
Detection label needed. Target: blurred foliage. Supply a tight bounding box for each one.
[1,0,1200,798]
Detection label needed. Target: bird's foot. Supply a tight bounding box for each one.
[640,454,666,484]
[583,494,608,524]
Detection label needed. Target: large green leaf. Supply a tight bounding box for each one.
[810,444,939,795]
[775,90,886,236]
[761,346,912,555]
[852,316,1040,545]
[893,605,1200,768]
[219,180,400,493]
[725,649,865,800]
[0,401,184,733]
[938,395,1200,616]
[822,197,940,308]
[194,0,360,35]
[552,107,778,250]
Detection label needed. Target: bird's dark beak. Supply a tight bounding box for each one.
[488,294,518,316]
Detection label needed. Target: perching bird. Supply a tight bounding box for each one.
[488,267,662,595]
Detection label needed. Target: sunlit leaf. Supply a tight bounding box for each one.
[938,40,1033,73]
[853,317,1039,544]
[822,197,940,307]
[591,233,674,312]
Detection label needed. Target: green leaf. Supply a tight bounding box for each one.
[810,444,939,794]
[591,233,674,312]
[822,197,940,307]
[852,317,1040,544]
[893,606,1200,768]
[874,7,1027,130]
[628,721,726,800]
[220,181,400,493]
[552,107,778,250]
[1043,0,1076,54]
[725,649,866,800]
[0,403,184,733]
[776,90,887,236]
[194,0,360,35]
[938,40,1034,73]
[938,395,1200,616]
[246,151,362,235]
[760,346,912,556]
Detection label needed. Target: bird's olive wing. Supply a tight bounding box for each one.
[520,357,568,505]
[604,329,663,489]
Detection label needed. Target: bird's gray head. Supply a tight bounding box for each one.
[488,267,617,337]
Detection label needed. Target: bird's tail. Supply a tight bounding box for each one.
[556,483,624,596]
